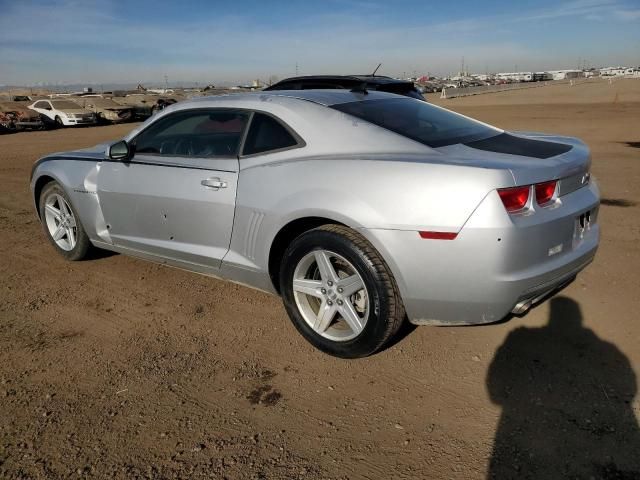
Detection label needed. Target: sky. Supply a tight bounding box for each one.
[0,0,639,86]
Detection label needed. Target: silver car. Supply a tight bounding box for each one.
[30,90,600,357]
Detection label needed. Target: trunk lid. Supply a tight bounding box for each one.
[435,131,591,188]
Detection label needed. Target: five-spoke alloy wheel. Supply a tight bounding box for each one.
[39,182,91,260]
[281,225,405,358]
[44,192,77,251]
[292,249,369,342]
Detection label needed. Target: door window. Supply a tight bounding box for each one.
[34,101,50,109]
[242,113,299,156]
[134,110,249,157]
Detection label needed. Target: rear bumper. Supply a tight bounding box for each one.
[360,180,600,325]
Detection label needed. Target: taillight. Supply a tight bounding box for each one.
[535,180,557,206]
[498,186,530,212]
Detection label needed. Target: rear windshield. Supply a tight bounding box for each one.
[375,83,423,99]
[331,98,499,147]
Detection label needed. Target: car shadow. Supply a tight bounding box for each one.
[380,317,418,352]
[486,296,640,479]
[84,248,119,261]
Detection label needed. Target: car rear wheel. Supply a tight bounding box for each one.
[39,182,91,261]
[280,225,405,358]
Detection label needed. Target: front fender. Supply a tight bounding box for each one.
[31,159,110,244]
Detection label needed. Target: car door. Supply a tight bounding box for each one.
[96,108,250,269]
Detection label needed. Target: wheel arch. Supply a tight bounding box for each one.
[33,174,57,218]
[268,216,347,294]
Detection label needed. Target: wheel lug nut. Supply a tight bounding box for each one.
[337,299,343,306]
[327,300,333,306]
[321,288,327,294]
[327,281,333,287]
[337,287,343,293]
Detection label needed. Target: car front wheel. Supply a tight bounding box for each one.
[280,225,405,358]
[39,182,91,261]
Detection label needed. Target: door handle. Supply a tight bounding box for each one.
[201,177,227,189]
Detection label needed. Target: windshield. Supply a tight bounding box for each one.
[51,100,82,109]
[331,98,499,147]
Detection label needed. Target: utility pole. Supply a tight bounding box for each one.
[295,62,299,76]
[164,74,168,91]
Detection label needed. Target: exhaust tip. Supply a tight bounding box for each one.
[512,300,532,315]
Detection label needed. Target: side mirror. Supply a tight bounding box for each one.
[109,140,131,161]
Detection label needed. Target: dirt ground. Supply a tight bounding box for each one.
[1,78,639,479]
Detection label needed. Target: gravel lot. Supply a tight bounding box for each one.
[1,78,639,479]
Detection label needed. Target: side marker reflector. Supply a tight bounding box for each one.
[419,231,458,240]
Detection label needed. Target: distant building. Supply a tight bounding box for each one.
[533,72,552,81]
[471,74,493,82]
[548,70,583,80]
[600,66,639,77]
[495,72,534,82]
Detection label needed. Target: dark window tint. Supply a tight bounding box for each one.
[243,113,298,155]
[134,110,248,157]
[331,98,498,148]
[377,83,425,100]
[34,101,50,109]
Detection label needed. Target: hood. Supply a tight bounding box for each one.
[94,106,130,112]
[44,142,114,160]
[1,104,39,118]
[31,141,116,180]
[2,109,40,120]
[58,108,93,115]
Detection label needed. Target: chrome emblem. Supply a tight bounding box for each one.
[581,172,591,185]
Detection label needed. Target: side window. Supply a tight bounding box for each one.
[242,113,299,156]
[34,101,49,109]
[134,110,249,157]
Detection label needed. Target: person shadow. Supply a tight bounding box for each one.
[487,296,640,479]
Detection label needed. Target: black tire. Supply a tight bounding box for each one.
[54,116,64,128]
[280,224,405,358]
[38,182,91,261]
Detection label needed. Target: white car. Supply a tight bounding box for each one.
[28,99,97,128]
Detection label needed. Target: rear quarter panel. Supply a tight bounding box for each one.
[226,155,514,286]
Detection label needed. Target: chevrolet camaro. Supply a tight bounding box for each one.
[30,90,600,357]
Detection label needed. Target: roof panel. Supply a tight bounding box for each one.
[187,89,399,107]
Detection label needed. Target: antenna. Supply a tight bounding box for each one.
[372,63,382,77]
